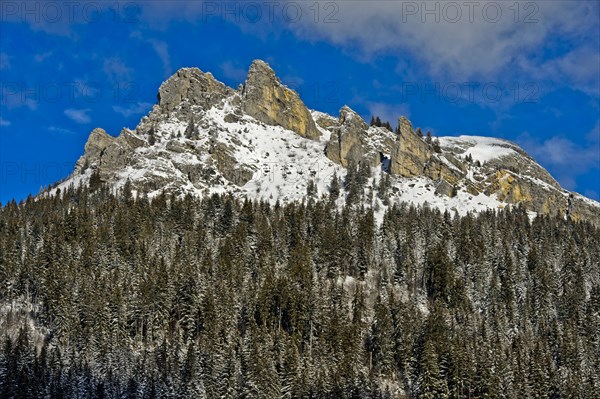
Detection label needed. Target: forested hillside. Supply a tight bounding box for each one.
[1,181,599,398]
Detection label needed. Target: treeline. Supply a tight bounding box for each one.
[0,181,599,398]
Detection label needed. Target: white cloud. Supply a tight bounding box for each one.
[64,108,91,124]
[103,57,133,83]
[132,1,599,99]
[47,126,76,135]
[517,125,600,191]
[148,39,172,77]
[290,1,599,84]
[0,117,11,126]
[0,84,38,110]
[113,102,153,117]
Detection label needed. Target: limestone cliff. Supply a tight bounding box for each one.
[390,117,432,177]
[57,60,599,226]
[326,106,395,167]
[242,60,320,140]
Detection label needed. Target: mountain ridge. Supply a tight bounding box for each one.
[47,59,600,225]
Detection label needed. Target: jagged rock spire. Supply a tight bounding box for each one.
[242,60,320,140]
[157,67,234,113]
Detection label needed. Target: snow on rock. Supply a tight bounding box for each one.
[43,61,600,226]
[439,135,518,163]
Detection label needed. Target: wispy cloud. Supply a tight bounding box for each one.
[518,123,600,192]
[47,126,77,135]
[0,117,11,126]
[148,39,172,77]
[293,2,598,81]
[64,108,91,124]
[1,84,38,110]
[130,31,172,78]
[113,102,153,117]
[103,57,133,83]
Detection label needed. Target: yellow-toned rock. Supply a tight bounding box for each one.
[242,60,320,140]
[390,116,431,177]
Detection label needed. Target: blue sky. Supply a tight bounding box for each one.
[1,0,599,204]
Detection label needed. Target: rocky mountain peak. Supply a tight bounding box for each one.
[397,116,413,136]
[339,106,366,127]
[55,61,600,226]
[245,59,276,83]
[157,67,234,113]
[242,59,320,140]
[326,106,381,167]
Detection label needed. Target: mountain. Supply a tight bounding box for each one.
[4,60,600,398]
[50,60,600,224]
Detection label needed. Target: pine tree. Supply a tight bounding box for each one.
[425,130,432,143]
[433,137,441,153]
[419,339,449,399]
[329,171,340,201]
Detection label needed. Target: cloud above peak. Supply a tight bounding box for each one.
[291,1,599,84]
[64,108,91,124]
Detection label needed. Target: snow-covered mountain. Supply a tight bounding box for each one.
[49,60,600,225]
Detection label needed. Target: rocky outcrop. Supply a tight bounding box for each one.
[74,128,115,172]
[482,169,573,218]
[435,179,457,197]
[312,111,339,131]
[570,194,600,224]
[242,60,320,140]
[424,155,466,185]
[75,128,144,180]
[118,128,145,149]
[326,106,371,166]
[157,67,234,113]
[325,106,396,168]
[56,60,600,226]
[210,142,255,186]
[98,133,137,179]
[484,170,534,204]
[390,117,432,177]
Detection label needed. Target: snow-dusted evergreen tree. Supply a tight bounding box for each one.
[0,183,599,397]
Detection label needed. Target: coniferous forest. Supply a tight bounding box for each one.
[1,180,599,398]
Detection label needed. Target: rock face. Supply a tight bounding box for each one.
[326,106,372,166]
[312,111,339,131]
[424,155,466,185]
[157,68,234,113]
[74,128,115,172]
[75,128,143,180]
[56,60,600,226]
[242,60,320,140]
[390,117,432,177]
[326,106,397,167]
[435,179,456,198]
